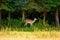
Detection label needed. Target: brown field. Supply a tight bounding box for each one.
[0,31,60,40]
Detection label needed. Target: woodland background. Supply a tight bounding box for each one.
[0,0,60,31]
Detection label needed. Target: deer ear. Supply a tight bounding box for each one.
[36,18,37,20]
[34,18,37,20]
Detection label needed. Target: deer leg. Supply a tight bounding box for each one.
[30,23,33,26]
[25,23,27,26]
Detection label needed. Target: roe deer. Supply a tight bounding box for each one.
[25,18,37,26]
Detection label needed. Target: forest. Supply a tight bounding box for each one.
[0,0,60,31]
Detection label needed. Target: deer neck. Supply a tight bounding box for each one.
[32,19,36,23]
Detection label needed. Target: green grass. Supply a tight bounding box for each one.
[0,19,60,40]
[0,18,60,32]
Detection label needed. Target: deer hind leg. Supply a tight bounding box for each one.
[25,23,27,26]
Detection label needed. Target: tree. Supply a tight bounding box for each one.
[55,8,59,27]
[12,0,30,20]
[0,10,1,26]
[0,0,15,27]
[34,0,60,27]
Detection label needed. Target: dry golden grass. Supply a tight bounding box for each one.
[0,31,60,40]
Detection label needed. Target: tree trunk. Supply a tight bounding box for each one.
[8,12,10,27]
[22,11,25,20]
[55,8,59,27]
[0,10,1,26]
[43,12,46,26]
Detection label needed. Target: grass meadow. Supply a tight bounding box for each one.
[0,19,60,40]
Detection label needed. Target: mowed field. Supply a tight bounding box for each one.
[0,31,60,40]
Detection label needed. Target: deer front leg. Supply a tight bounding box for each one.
[30,23,33,26]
